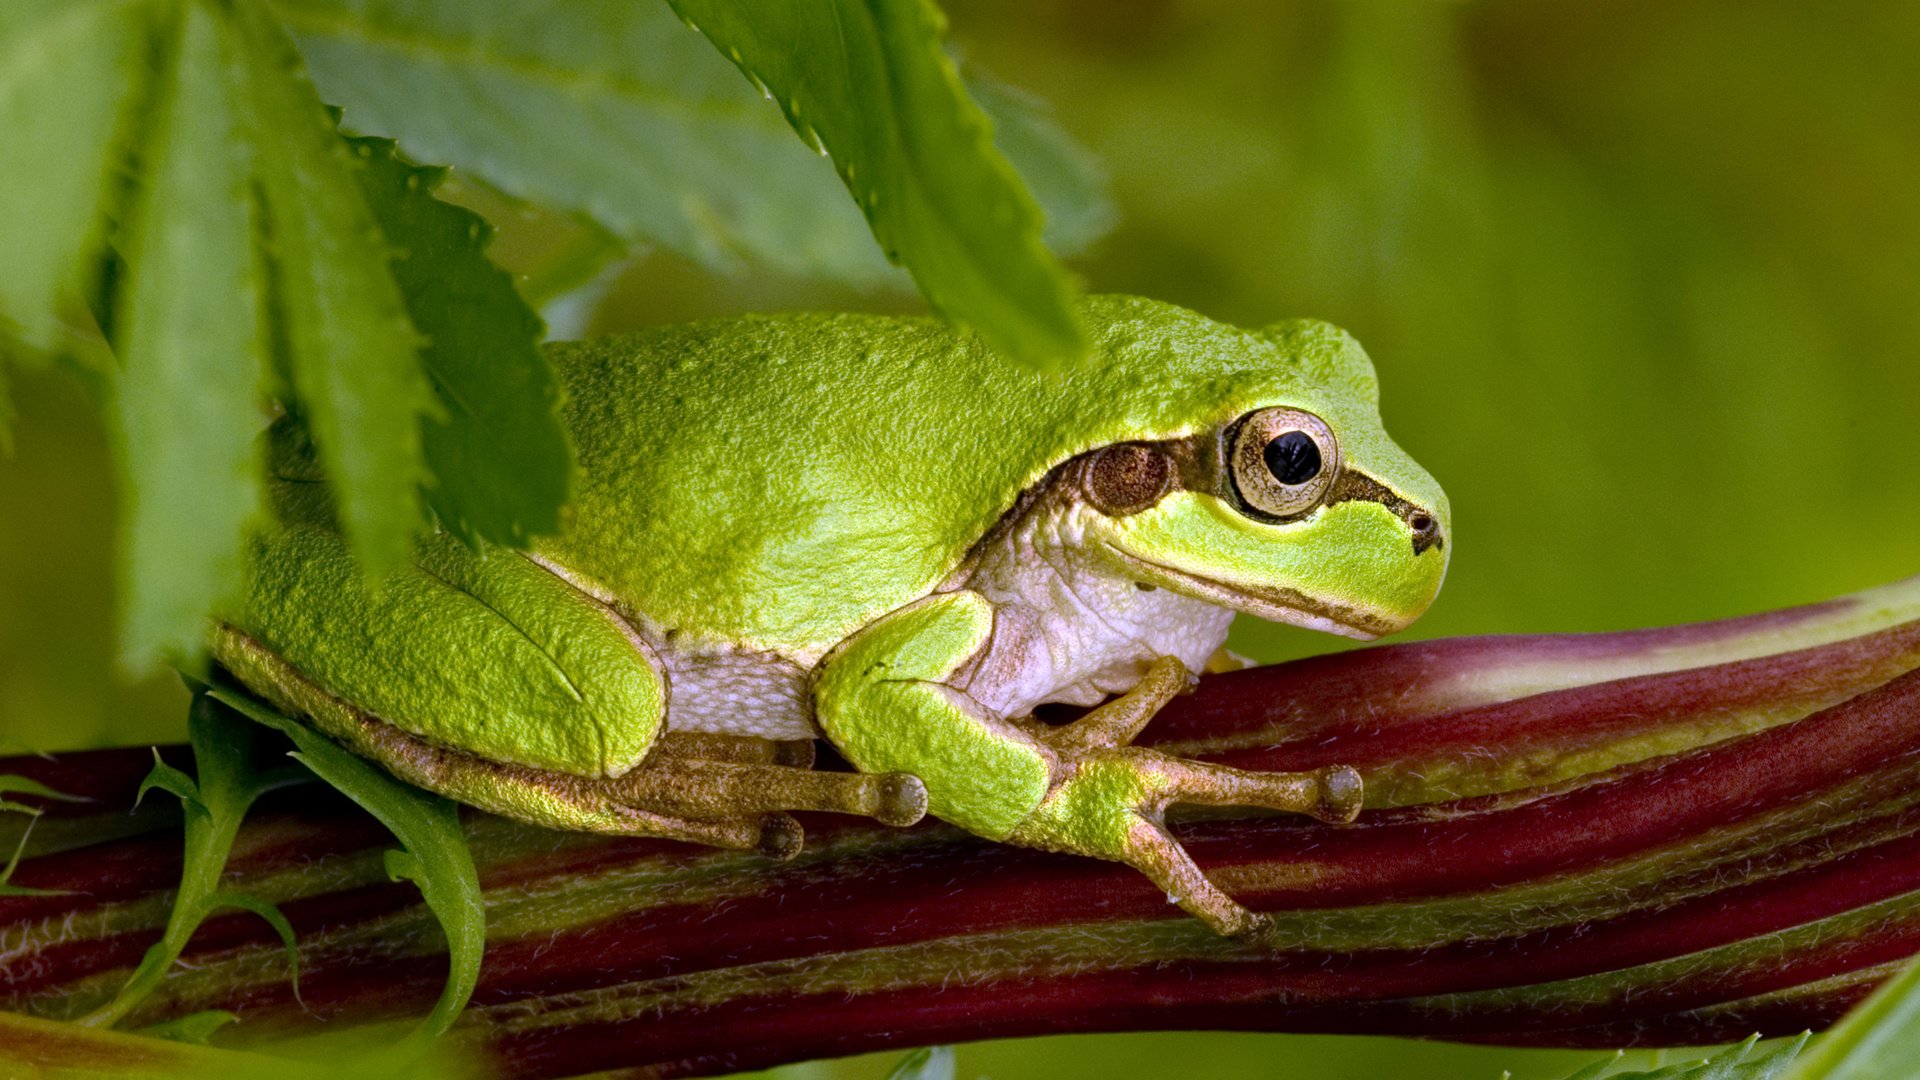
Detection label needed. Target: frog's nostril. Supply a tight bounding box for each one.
[1409,511,1442,555]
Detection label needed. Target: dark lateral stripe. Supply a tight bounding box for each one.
[1329,467,1441,551]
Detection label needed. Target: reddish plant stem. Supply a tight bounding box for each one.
[1,581,1917,1077]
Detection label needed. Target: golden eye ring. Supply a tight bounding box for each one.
[1227,407,1340,520]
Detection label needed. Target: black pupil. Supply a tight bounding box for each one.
[1263,431,1322,486]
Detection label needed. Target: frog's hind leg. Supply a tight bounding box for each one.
[614,752,929,828]
[215,623,931,860]
[212,623,806,854]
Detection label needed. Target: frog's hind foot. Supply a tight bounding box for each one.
[1015,655,1363,938]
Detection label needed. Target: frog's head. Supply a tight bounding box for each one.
[1076,318,1449,640]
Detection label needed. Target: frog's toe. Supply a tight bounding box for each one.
[1011,746,1364,937]
[874,771,931,827]
[756,813,806,860]
[1114,812,1268,937]
[1147,754,1363,824]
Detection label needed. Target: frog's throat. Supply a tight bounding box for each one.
[1095,543,1394,640]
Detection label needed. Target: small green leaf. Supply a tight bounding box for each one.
[113,0,273,673]
[87,694,308,1028]
[212,685,485,1046]
[138,1009,239,1045]
[1783,948,1920,1079]
[231,0,436,573]
[0,778,73,897]
[212,888,303,1005]
[885,1045,956,1080]
[668,0,1088,369]
[133,755,203,816]
[0,0,145,349]
[346,136,573,548]
[0,773,89,807]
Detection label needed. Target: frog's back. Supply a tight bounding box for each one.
[535,296,1373,663]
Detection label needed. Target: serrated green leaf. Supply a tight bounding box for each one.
[113,0,273,674]
[87,694,310,1028]
[346,136,572,547]
[231,0,435,573]
[212,685,484,1046]
[0,0,145,348]
[269,0,1111,290]
[668,0,1088,369]
[274,0,889,284]
[1782,948,1920,1079]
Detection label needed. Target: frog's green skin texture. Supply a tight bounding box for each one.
[544,296,1439,659]
[217,295,1449,936]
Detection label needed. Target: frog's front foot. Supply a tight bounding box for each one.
[1008,656,1362,937]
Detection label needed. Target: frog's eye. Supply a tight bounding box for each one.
[1228,407,1340,520]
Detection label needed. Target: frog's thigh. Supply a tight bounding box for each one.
[816,592,1054,841]
[215,525,692,834]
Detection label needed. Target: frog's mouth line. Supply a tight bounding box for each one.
[1099,544,1395,641]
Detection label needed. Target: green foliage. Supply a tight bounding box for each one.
[0,0,144,354]
[1780,952,1920,1079]
[347,135,572,549]
[86,692,310,1028]
[1,0,577,673]
[667,0,1089,368]
[0,773,82,897]
[1546,1036,1807,1080]
[211,686,485,1047]
[228,0,437,577]
[0,0,1103,674]
[112,2,271,671]
[0,772,84,817]
[274,0,1108,290]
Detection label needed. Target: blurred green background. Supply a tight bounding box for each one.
[4,0,1916,1076]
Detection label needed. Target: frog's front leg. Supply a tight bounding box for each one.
[816,592,1361,937]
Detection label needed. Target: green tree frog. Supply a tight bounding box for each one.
[215,295,1448,937]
